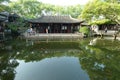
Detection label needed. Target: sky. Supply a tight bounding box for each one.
[10,0,90,6]
[38,0,90,6]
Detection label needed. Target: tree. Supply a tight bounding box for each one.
[0,0,10,3]
[80,0,120,24]
[9,0,43,18]
[0,4,10,12]
[79,26,90,37]
[9,0,83,19]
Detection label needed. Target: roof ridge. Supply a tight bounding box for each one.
[28,15,83,23]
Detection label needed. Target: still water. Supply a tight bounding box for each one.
[0,38,120,80]
[15,57,89,80]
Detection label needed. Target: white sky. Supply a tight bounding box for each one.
[38,0,90,6]
[10,0,90,6]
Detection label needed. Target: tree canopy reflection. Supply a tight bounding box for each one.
[79,38,120,80]
[0,38,120,80]
[0,52,19,80]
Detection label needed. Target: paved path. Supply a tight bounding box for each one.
[23,30,120,40]
[95,30,120,36]
[103,30,116,36]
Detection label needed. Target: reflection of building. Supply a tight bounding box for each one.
[28,15,83,33]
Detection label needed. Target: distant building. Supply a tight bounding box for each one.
[0,11,20,35]
[28,15,83,33]
[0,12,8,22]
[98,24,119,30]
[0,11,20,23]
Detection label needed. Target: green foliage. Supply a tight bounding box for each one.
[0,0,10,3]
[8,0,82,19]
[62,5,82,18]
[80,0,120,24]
[89,19,112,25]
[9,0,43,19]
[79,26,90,35]
[0,4,10,12]
[7,23,18,31]
[7,18,25,31]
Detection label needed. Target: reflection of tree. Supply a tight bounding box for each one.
[0,52,19,80]
[12,40,80,62]
[16,48,81,62]
[1,40,81,62]
[1,39,120,80]
[78,39,120,80]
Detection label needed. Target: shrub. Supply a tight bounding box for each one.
[79,26,90,37]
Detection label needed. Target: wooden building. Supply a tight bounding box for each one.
[28,15,83,33]
[0,13,7,22]
[98,24,120,30]
[0,11,20,23]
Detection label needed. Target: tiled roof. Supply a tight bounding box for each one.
[0,11,9,17]
[0,15,7,22]
[28,15,83,23]
[0,12,19,22]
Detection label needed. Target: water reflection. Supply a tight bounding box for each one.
[15,57,89,80]
[0,38,120,80]
[0,57,19,80]
[79,38,120,80]
[89,38,98,45]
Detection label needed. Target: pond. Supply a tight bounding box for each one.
[0,38,120,80]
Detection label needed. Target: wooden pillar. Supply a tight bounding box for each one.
[71,24,74,33]
[60,24,62,33]
[67,25,71,33]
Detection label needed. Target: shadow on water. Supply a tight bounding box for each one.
[0,38,120,80]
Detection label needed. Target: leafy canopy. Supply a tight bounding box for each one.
[80,0,120,24]
[9,0,82,19]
